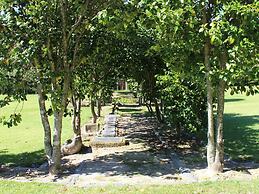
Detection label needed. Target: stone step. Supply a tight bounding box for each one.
[101,129,116,137]
[105,115,117,123]
[90,136,128,147]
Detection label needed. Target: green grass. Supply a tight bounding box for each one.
[224,92,259,162]
[0,95,92,167]
[0,179,258,194]
[0,92,258,166]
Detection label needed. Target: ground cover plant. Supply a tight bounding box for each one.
[0,95,92,166]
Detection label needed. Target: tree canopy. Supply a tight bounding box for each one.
[0,0,258,174]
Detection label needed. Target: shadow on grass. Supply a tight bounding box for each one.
[0,149,45,167]
[0,149,8,154]
[224,113,259,162]
[225,98,244,103]
[118,108,142,113]
[118,104,141,108]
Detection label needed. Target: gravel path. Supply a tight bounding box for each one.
[1,114,259,186]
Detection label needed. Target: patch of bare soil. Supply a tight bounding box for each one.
[1,114,259,187]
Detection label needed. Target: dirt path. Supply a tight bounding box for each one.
[1,114,259,186]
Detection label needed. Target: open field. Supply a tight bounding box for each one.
[0,95,92,166]
[0,179,258,194]
[224,92,259,162]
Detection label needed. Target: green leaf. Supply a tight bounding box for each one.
[228,37,235,45]
[146,10,152,17]
[211,35,216,44]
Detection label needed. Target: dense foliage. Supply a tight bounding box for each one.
[0,0,258,173]
[158,72,206,135]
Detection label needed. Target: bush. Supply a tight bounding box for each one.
[158,72,206,136]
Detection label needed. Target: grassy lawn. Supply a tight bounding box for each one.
[0,95,92,167]
[0,179,258,194]
[0,92,258,166]
[224,92,259,162]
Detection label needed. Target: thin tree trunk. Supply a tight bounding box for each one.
[97,98,102,117]
[146,104,151,113]
[61,96,82,156]
[139,96,142,106]
[47,0,71,175]
[205,41,215,170]
[91,98,97,123]
[35,58,53,166]
[154,99,163,123]
[36,83,53,164]
[149,101,154,113]
[49,112,63,175]
[175,122,182,139]
[213,50,227,172]
[159,99,165,122]
[203,4,215,169]
[72,96,82,136]
[146,101,153,113]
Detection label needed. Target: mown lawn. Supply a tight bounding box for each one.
[0,92,258,166]
[0,179,258,194]
[224,92,259,162]
[0,95,92,166]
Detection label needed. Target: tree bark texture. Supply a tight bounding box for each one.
[97,98,102,117]
[61,96,83,156]
[213,50,227,172]
[205,40,215,170]
[91,98,98,123]
[47,0,71,175]
[154,99,163,123]
[72,97,82,136]
[36,83,53,164]
[203,3,215,170]
[35,58,53,166]
[49,112,63,175]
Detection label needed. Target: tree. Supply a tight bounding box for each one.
[198,0,258,172]
[112,0,258,172]
[81,27,126,123]
[0,0,115,175]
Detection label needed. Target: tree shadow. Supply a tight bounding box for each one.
[0,149,8,154]
[225,98,244,103]
[65,149,177,178]
[224,113,259,162]
[118,104,141,108]
[0,149,45,167]
[59,116,178,178]
[118,108,142,113]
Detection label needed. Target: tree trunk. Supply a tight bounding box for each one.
[149,101,154,113]
[160,99,164,119]
[49,112,63,175]
[61,96,83,156]
[72,97,82,136]
[35,58,53,166]
[36,83,53,164]
[97,98,102,117]
[138,96,142,106]
[213,50,227,173]
[176,122,181,139]
[146,101,153,113]
[91,98,97,123]
[205,41,215,170]
[154,99,163,123]
[203,2,215,170]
